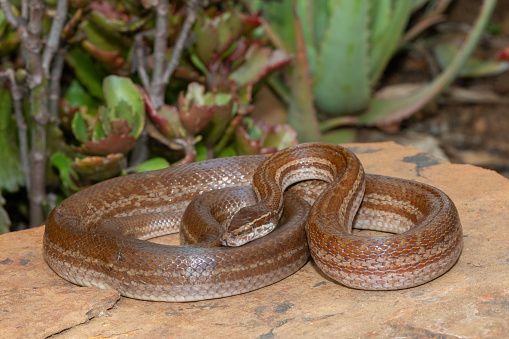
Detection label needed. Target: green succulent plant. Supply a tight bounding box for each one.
[251,0,497,142]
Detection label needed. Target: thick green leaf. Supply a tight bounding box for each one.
[92,120,106,141]
[369,1,412,85]
[193,16,219,66]
[313,0,370,115]
[50,152,80,192]
[64,80,99,109]
[66,47,106,100]
[134,157,170,173]
[103,76,145,138]
[0,88,24,192]
[81,18,124,51]
[71,112,89,143]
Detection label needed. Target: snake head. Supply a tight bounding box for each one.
[220,204,278,247]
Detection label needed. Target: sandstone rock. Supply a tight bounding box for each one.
[1,142,508,338]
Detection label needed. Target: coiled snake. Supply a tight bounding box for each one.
[44,143,463,301]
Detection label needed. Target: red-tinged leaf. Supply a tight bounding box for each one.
[82,40,125,68]
[110,119,131,135]
[179,105,214,136]
[240,13,263,35]
[137,84,165,124]
[71,153,127,183]
[78,134,136,155]
[496,46,509,61]
[89,2,129,22]
[59,98,80,132]
[155,105,186,139]
[261,123,298,150]
[234,124,261,155]
[229,43,293,87]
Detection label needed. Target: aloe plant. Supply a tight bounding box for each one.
[251,0,497,142]
[254,0,425,116]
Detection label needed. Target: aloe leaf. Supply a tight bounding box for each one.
[434,41,509,77]
[288,2,321,142]
[310,0,331,53]
[313,0,370,115]
[257,0,295,51]
[358,0,496,125]
[369,1,412,85]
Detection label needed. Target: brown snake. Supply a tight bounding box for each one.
[44,143,463,301]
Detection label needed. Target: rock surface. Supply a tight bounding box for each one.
[1,142,508,338]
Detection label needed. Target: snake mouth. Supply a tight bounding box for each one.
[220,222,277,247]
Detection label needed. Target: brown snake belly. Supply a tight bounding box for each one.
[43,143,463,301]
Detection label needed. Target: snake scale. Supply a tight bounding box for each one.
[44,143,463,301]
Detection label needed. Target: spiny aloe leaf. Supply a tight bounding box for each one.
[358,0,496,125]
[313,0,370,115]
[434,40,509,77]
[369,1,412,85]
[288,4,321,142]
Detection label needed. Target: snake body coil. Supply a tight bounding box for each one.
[44,143,463,301]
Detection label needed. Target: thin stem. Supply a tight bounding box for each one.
[154,0,200,108]
[21,0,28,20]
[0,0,21,27]
[0,69,31,190]
[134,33,151,90]
[42,0,68,76]
[150,0,169,101]
[25,0,49,227]
[48,47,66,120]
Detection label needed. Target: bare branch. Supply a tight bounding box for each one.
[151,0,169,96]
[48,47,66,120]
[160,0,200,92]
[42,0,68,76]
[21,0,28,20]
[0,69,31,191]
[25,0,49,227]
[134,33,151,90]
[0,0,22,27]
[25,0,44,89]
[151,0,201,109]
